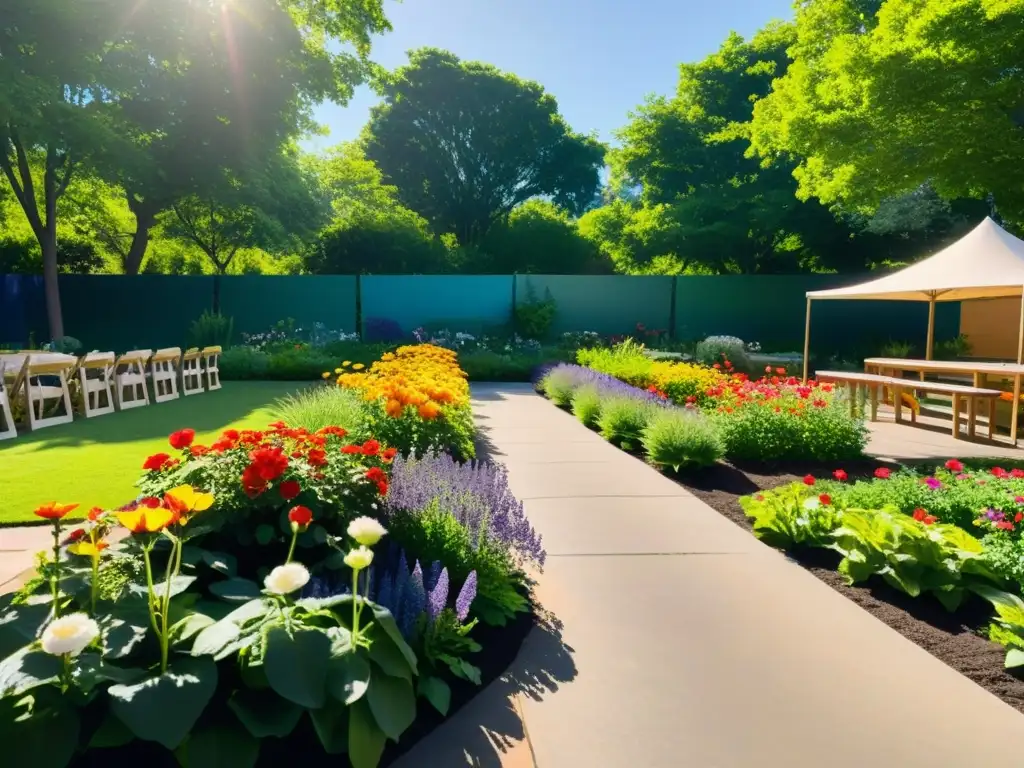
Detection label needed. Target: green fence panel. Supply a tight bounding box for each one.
[219,275,357,338]
[517,275,674,337]
[361,275,513,335]
[60,274,214,351]
[674,275,960,354]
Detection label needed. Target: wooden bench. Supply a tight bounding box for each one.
[815,370,1003,440]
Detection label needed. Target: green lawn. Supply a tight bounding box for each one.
[0,381,305,524]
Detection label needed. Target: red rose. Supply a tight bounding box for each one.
[361,440,381,457]
[366,467,387,483]
[818,494,832,506]
[169,428,195,450]
[143,453,172,471]
[279,480,301,501]
[288,505,313,527]
[874,468,891,479]
[833,469,848,482]
[341,445,361,455]
[307,448,327,467]
[190,445,210,457]
[944,459,964,472]
[803,475,815,486]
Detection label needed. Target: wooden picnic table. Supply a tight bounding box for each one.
[863,357,1024,444]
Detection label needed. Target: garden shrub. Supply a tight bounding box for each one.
[641,408,724,470]
[570,384,602,427]
[539,365,578,406]
[597,397,656,447]
[220,345,271,379]
[515,283,557,340]
[189,309,234,348]
[458,349,571,382]
[578,340,724,406]
[740,483,843,549]
[694,335,748,370]
[274,385,370,439]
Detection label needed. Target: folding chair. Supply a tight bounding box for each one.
[181,348,204,396]
[114,350,152,410]
[0,357,18,440]
[202,346,222,391]
[23,353,76,430]
[77,352,116,418]
[150,347,182,403]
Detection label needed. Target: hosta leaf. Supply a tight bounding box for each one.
[1006,648,1024,668]
[0,648,62,697]
[370,604,418,672]
[327,651,371,705]
[310,699,350,754]
[108,656,218,749]
[264,627,330,709]
[417,675,451,715]
[191,619,241,659]
[130,575,195,599]
[181,723,260,768]
[209,578,262,603]
[348,698,386,768]
[0,694,79,768]
[228,687,303,738]
[367,666,416,741]
[0,602,48,658]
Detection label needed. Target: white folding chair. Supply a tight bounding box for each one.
[202,346,222,391]
[0,358,18,440]
[181,348,204,396]
[114,350,152,410]
[149,347,182,403]
[77,352,116,418]
[22,353,76,430]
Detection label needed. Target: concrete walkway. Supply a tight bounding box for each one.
[397,383,1024,767]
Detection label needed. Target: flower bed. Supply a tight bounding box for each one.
[0,410,541,765]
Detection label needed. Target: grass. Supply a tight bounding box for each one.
[0,381,305,524]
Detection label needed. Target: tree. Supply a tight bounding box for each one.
[364,48,606,245]
[306,217,448,275]
[747,0,1024,221]
[481,200,611,274]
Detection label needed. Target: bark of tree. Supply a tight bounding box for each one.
[123,198,159,275]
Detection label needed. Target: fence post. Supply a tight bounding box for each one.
[510,273,518,336]
[669,276,678,340]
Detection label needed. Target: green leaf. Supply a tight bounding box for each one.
[370,603,418,673]
[327,651,371,705]
[0,602,48,658]
[348,698,386,768]
[367,665,416,741]
[368,633,412,682]
[88,710,134,748]
[130,574,195,599]
[1006,648,1024,669]
[72,652,144,693]
[181,723,260,768]
[228,687,303,738]
[209,578,262,602]
[310,699,350,754]
[170,612,216,646]
[101,611,150,659]
[417,675,451,715]
[0,647,62,697]
[255,524,276,545]
[108,655,218,749]
[264,627,330,709]
[201,550,238,577]
[191,619,241,660]
[0,694,79,768]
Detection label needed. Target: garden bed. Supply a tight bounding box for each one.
[673,459,1024,714]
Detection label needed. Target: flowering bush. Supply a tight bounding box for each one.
[577,341,725,406]
[333,344,476,460]
[695,335,748,369]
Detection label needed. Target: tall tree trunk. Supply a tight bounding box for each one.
[124,201,158,275]
[212,271,222,313]
[41,224,64,339]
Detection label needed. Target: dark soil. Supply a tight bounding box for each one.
[673,459,1024,714]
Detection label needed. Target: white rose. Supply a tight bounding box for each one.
[41,612,99,657]
[347,516,387,547]
[264,562,310,595]
[344,546,374,571]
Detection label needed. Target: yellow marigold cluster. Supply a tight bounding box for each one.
[335,344,469,420]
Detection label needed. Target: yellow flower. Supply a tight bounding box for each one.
[68,540,108,558]
[352,363,365,370]
[165,485,214,521]
[117,507,176,534]
[334,367,343,373]
[342,361,351,367]
[321,372,331,379]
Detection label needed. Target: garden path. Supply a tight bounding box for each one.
[397,383,1024,767]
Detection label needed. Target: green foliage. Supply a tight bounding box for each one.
[640,408,724,470]
[973,585,1024,668]
[189,311,234,349]
[577,341,724,406]
[739,483,843,549]
[515,282,558,341]
[879,339,913,358]
[540,367,578,407]
[482,200,610,274]
[935,334,972,360]
[694,336,749,369]
[365,48,605,245]
[981,534,1024,595]
[273,386,370,440]
[570,385,603,428]
[597,397,655,447]
[458,349,569,383]
[219,347,272,380]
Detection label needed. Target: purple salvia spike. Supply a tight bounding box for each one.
[427,567,449,624]
[399,561,426,640]
[426,560,443,592]
[455,571,477,622]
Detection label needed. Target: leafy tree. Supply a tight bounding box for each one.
[306,216,448,274]
[748,0,1024,221]
[481,200,611,274]
[364,48,606,245]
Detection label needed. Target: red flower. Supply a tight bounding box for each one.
[190,445,210,457]
[361,440,381,457]
[833,469,848,482]
[143,453,172,471]
[685,395,697,404]
[140,496,162,509]
[366,467,387,483]
[288,505,313,528]
[819,494,832,506]
[912,508,938,525]
[765,366,772,374]
[317,425,349,438]
[812,399,827,408]
[376,480,389,496]
[341,444,361,455]
[992,467,1009,479]
[307,448,327,467]
[169,428,195,450]
[776,367,786,375]
[382,447,398,463]
[87,507,104,521]
[945,459,964,472]
[268,421,287,430]
[874,468,891,480]
[997,520,1015,531]
[67,528,87,541]
[1015,512,1023,524]
[279,480,301,501]
[249,446,289,482]
[803,475,815,486]
[241,465,267,498]
[34,502,79,520]
[713,363,721,370]
[1013,469,1024,479]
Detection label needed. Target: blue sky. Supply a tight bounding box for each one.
[308,0,796,152]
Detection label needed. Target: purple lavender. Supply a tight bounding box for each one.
[541,364,673,407]
[386,452,546,567]
[428,567,449,622]
[455,571,477,621]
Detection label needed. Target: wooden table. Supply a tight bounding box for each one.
[863,357,1024,444]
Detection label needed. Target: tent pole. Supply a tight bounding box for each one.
[925,294,936,360]
[1012,288,1024,445]
[802,298,812,382]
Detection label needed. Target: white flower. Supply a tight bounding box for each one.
[264,562,310,595]
[41,612,99,657]
[802,497,821,510]
[344,546,374,571]
[347,516,387,547]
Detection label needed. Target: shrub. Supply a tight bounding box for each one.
[274,385,370,439]
[641,408,724,470]
[695,335,748,369]
[266,347,338,380]
[515,283,557,340]
[458,349,570,382]
[597,397,655,447]
[578,340,724,406]
[189,309,233,348]
[571,384,602,427]
[880,339,914,358]
[540,366,578,406]
[220,345,271,379]
[740,483,842,549]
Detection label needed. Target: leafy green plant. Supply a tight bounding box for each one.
[220,346,271,380]
[934,334,972,360]
[641,408,723,470]
[540,366,579,406]
[597,397,655,447]
[981,534,1024,594]
[694,335,748,370]
[274,385,370,439]
[973,584,1024,668]
[739,482,842,549]
[879,339,913,358]
[570,384,602,427]
[514,282,557,340]
[189,310,234,349]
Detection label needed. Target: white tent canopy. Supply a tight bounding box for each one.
[802,217,1024,379]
